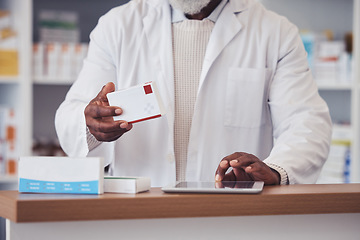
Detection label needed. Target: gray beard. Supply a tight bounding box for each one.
[169,0,212,15]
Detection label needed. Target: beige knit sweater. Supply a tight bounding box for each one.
[172,19,214,181]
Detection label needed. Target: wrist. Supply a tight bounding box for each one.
[86,126,101,151]
[266,163,289,185]
[269,168,281,185]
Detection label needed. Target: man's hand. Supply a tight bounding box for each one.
[215,152,280,185]
[84,82,132,142]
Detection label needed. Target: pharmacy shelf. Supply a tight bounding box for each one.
[317,83,352,91]
[0,175,18,191]
[33,78,74,85]
[261,0,359,183]
[0,175,17,184]
[351,0,360,183]
[0,0,32,180]
[0,76,19,83]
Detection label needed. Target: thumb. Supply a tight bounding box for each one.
[98,82,115,101]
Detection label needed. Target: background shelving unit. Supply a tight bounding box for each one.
[352,0,360,183]
[31,0,129,145]
[0,1,31,237]
[0,76,18,83]
[0,0,359,183]
[0,0,32,182]
[261,0,360,182]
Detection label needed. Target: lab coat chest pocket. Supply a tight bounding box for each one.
[224,68,271,128]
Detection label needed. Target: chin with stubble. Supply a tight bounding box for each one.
[168,0,212,15]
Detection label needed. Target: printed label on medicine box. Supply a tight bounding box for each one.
[18,156,104,194]
[107,81,165,124]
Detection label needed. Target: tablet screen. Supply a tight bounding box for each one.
[162,181,264,194]
[175,181,255,188]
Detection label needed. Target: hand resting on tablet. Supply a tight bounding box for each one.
[215,152,280,185]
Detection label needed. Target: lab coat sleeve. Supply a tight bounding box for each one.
[263,19,332,184]
[55,12,118,163]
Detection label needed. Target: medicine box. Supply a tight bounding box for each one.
[104,176,151,193]
[18,156,104,194]
[107,82,165,124]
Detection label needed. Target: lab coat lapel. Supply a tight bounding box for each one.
[188,1,248,180]
[143,0,175,152]
[143,0,174,104]
[198,2,243,91]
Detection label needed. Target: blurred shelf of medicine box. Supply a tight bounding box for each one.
[260,0,360,183]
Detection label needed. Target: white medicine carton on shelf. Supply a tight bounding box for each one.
[104,176,151,194]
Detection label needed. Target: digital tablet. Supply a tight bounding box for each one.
[161,181,264,194]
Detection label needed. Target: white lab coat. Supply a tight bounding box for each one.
[55,0,332,186]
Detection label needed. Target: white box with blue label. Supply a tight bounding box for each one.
[18,156,104,194]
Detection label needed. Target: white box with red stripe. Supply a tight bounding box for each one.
[107,81,165,124]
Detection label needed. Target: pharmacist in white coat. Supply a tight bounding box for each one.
[55,0,332,187]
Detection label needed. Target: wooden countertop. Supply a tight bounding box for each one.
[0,184,360,223]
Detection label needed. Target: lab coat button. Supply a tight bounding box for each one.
[167,154,175,163]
